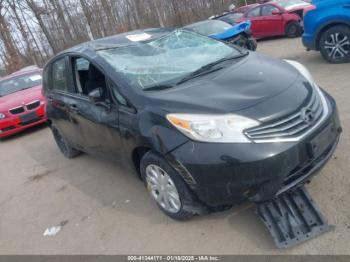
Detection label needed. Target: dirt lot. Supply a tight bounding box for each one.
[0,37,349,255]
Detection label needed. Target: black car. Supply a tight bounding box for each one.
[184,19,257,51]
[43,28,341,220]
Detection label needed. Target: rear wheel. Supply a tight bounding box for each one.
[140,151,196,220]
[319,25,350,64]
[285,22,302,38]
[51,126,80,158]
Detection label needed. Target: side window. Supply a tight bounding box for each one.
[247,7,261,18]
[71,57,107,99]
[111,87,128,107]
[76,58,90,71]
[262,5,279,16]
[52,58,68,92]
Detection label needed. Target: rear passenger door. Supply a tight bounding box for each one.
[46,56,84,149]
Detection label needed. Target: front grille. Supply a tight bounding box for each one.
[26,100,40,110]
[246,88,324,142]
[9,106,25,115]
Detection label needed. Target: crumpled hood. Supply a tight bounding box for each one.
[146,53,301,114]
[210,21,251,40]
[0,86,44,112]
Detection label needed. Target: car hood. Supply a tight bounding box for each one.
[285,3,312,12]
[145,52,302,115]
[0,85,44,112]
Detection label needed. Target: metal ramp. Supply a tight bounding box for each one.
[257,186,334,248]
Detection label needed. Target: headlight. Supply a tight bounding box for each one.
[0,113,5,119]
[167,114,260,143]
[284,60,316,85]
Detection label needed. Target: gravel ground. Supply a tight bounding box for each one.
[0,37,349,255]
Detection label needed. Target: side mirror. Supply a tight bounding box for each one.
[272,10,282,15]
[88,88,103,104]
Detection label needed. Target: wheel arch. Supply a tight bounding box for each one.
[131,146,152,177]
[315,22,350,50]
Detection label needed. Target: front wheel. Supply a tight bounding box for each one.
[319,25,350,64]
[51,126,81,158]
[140,151,197,220]
[285,22,302,38]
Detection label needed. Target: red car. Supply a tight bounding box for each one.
[0,67,47,138]
[236,0,314,39]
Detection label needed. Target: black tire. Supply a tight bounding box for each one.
[246,37,257,51]
[285,22,302,38]
[319,25,350,64]
[51,126,80,158]
[140,151,197,220]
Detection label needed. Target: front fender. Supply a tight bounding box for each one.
[314,19,350,49]
[136,110,189,155]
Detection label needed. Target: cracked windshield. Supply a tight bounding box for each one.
[98,30,237,90]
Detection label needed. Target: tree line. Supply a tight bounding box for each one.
[0,0,255,75]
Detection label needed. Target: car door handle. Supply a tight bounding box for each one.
[344,3,350,8]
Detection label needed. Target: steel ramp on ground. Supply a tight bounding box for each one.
[256,186,334,248]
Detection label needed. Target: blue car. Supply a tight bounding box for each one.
[303,0,350,63]
[184,20,257,51]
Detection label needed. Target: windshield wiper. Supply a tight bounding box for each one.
[143,52,248,91]
[143,84,175,91]
[177,52,248,85]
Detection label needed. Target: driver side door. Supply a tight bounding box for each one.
[67,56,124,162]
[245,6,264,38]
[260,5,285,36]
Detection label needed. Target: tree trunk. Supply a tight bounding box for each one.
[26,0,58,54]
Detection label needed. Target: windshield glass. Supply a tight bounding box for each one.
[0,72,42,97]
[272,0,309,9]
[98,30,238,90]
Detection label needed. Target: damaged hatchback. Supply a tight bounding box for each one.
[43,29,341,223]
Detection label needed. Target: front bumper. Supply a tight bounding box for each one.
[167,93,341,208]
[302,33,316,51]
[0,104,47,138]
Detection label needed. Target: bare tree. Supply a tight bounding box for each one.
[0,0,237,74]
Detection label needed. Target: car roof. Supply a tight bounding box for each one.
[236,3,260,12]
[59,28,174,55]
[0,68,42,82]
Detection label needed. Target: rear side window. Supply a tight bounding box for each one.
[52,58,68,92]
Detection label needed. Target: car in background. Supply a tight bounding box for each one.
[184,20,257,50]
[212,12,245,25]
[235,0,313,38]
[234,3,260,14]
[0,67,47,138]
[271,0,313,19]
[302,0,350,63]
